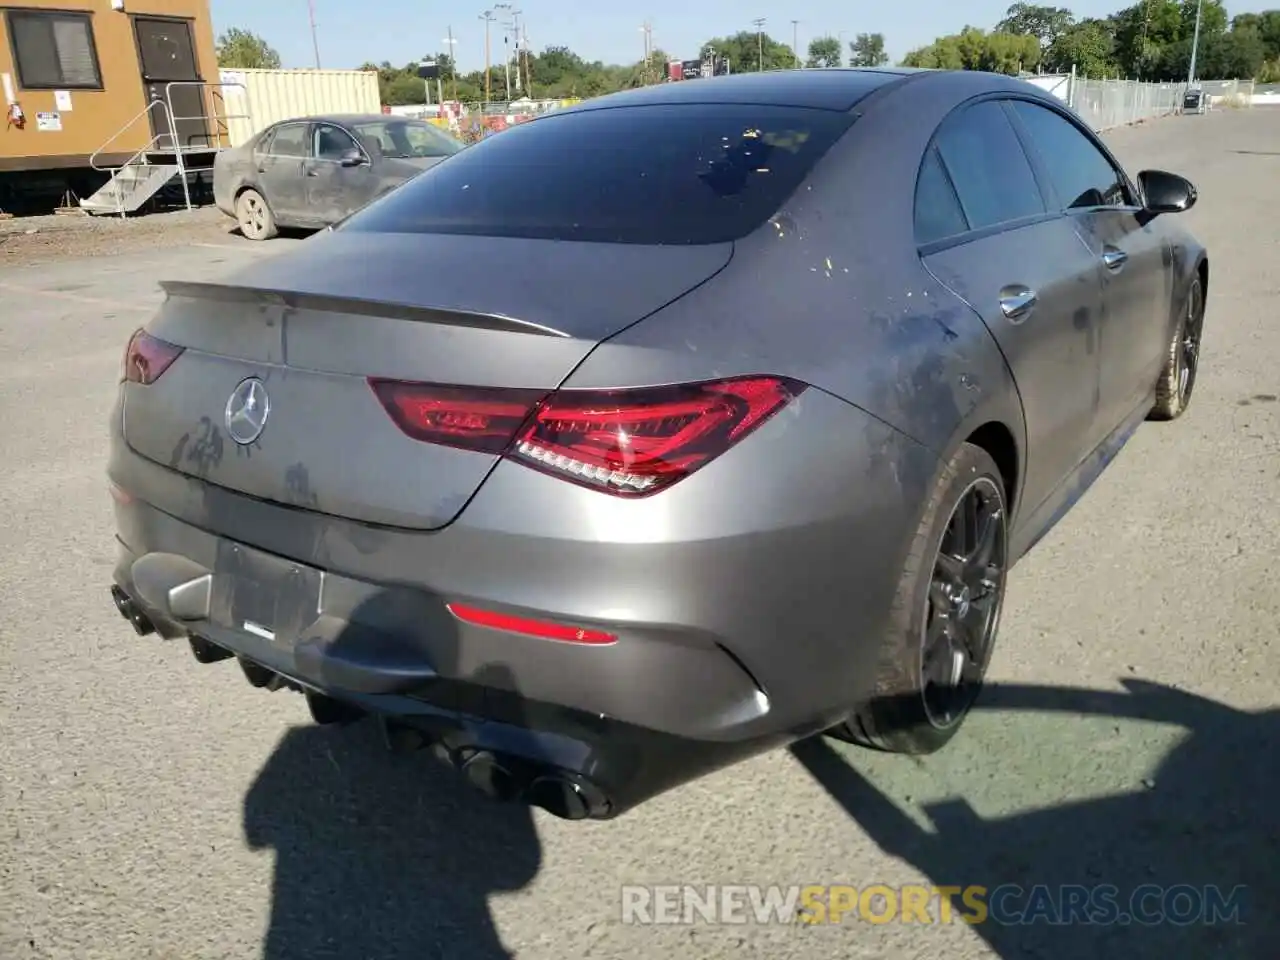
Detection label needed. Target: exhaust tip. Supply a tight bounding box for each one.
[526,775,592,821]
[460,751,521,802]
[110,585,155,636]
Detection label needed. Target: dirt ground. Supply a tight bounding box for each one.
[0,205,245,267]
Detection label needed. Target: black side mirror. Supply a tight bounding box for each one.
[1138,169,1197,214]
[339,148,367,168]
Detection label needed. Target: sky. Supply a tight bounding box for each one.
[209,1,1275,73]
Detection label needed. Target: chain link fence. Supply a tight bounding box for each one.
[1065,78,1187,132]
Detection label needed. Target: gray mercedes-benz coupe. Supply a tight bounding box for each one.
[108,68,1207,821]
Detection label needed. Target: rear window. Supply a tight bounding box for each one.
[338,103,854,245]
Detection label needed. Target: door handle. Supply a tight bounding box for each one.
[1102,246,1128,271]
[998,285,1037,322]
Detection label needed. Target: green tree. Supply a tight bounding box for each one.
[701,31,796,72]
[901,27,1038,74]
[996,3,1075,51]
[849,33,890,67]
[806,35,843,68]
[1045,19,1118,75]
[215,28,281,69]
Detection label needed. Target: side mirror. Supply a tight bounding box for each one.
[339,148,366,168]
[1138,169,1197,214]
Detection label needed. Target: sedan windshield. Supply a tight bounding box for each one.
[349,119,463,160]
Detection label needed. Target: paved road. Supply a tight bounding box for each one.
[1,110,1277,960]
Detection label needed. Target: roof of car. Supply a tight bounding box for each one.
[561,67,1055,115]
[564,68,921,113]
[270,114,420,127]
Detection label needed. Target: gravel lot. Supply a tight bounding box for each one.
[0,207,247,267]
[0,110,1277,960]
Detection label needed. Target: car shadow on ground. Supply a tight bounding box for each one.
[240,586,540,960]
[791,679,1277,958]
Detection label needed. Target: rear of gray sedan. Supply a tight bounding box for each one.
[109,71,953,820]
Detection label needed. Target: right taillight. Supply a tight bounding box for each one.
[122,329,184,385]
[369,375,806,497]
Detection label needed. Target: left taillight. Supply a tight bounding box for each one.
[369,374,807,497]
[122,329,184,385]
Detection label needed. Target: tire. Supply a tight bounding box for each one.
[235,188,277,241]
[829,442,1010,755]
[1149,274,1205,421]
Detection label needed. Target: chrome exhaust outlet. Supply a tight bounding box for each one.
[110,585,155,637]
[525,774,612,821]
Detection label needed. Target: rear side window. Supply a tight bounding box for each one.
[339,104,854,245]
[1008,101,1132,209]
[914,147,968,244]
[267,124,309,159]
[934,101,1044,231]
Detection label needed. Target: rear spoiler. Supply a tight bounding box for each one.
[157,280,571,338]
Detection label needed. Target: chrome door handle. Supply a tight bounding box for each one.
[998,285,1037,322]
[1102,247,1128,271]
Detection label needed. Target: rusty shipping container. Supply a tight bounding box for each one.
[216,67,381,147]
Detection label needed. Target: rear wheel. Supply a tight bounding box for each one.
[1149,275,1204,421]
[830,442,1009,754]
[235,188,277,241]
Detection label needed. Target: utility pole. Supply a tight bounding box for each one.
[792,20,800,69]
[443,27,458,102]
[521,22,532,97]
[506,7,522,97]
[1187,0,1203,86]
[752,17,766,72]
[307,0,321,68]
[640,21,653,84]
[480,8,496,105]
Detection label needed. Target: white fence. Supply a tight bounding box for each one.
[1026,73,1260,131]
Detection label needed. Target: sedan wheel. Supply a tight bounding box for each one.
[1149,275,1205,421]
[921,477,1006,730]
[829,442,1009,755]
[235,189,277,241]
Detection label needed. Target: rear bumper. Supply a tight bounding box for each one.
[107,384,940,814]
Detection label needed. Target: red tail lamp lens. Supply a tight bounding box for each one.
[369,379,545,454]
[368,375,806,496]
[512,376,805,495]
[123,329,184,385]
[446,602,617,644]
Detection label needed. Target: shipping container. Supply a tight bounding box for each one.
[0,0,220,209]
[216,67,381,147]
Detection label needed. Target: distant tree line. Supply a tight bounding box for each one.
[214,4,1280,112]
[902,2,1280,81]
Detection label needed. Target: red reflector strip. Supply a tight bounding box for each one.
[108,481,133,505]
[446,602,617,645]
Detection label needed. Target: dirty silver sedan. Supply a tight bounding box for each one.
[213,114,464,240]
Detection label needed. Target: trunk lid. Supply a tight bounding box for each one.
[123,230,731,530]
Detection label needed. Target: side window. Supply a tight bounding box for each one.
[254,129,276,158]
[267,124,309,159]
[315,124,359,161]
[914,147,969,245]
[1009,101,1131,210]
[934,101,1045,231]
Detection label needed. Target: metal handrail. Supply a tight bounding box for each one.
[89,98,173,172]
[95,132,173,217]
[162,81,252,210]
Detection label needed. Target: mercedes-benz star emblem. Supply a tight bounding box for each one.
[225,377,270,445]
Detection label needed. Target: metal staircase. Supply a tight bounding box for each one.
[81,82,249,217]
